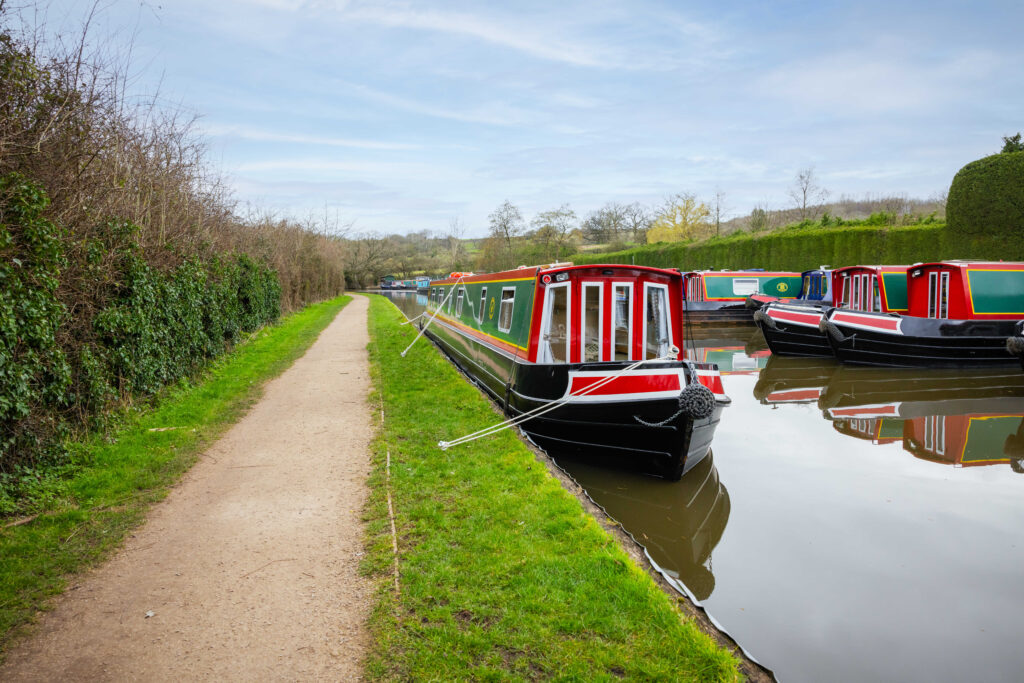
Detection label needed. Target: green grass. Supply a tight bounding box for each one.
[0,295,351,653]
[363,295,739,682]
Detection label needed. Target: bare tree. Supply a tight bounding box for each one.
[622,202,651,243]
[487,200,525,270]
[788,167,829,220]
[711,188,728,236]
[445,216,469,272]
[530,204,577,261]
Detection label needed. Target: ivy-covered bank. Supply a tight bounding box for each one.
[572,217,1020,272]
[0,295,350,651]
[1,174,282,510]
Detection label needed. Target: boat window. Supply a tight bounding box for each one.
[477,287,487,323]
[644,283,671,360]
[582,283,602,362]
[820,276,827,297]
[851,275,860,310]
[455,287,465,317]
[927,272,937,318]
[861,275,871,312]
[872,276,881,312]
[924,415,945,454]
[686,276,702,302]
[801,277,811,298]
[613,283,633,361]
[939,272,949,319]
[498,288,515,332]
[840,276,850,307]
[542,283,570,363]
[733,278,759,296]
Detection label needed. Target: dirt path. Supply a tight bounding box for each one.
[2,296,374,681]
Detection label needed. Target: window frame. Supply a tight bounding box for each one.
[581,282,604,362]
[477,287,487,323]
[455,286,465,317]
[642,281,673,360]
[497,287,516,333]
[611,282,634,362]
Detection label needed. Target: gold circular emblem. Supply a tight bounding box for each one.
[777,282,789,293]
[488,297,496,319]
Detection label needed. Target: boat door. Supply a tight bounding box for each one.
[540,281,571,363]
[643,282,672,359]
[927,270,950,319]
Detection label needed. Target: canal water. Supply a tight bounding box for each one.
[383,291,1024,682]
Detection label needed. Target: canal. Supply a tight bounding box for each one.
[383,291,1024,682]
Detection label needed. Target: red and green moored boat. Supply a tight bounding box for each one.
[422,264,730,479]
[822,261,1024,367]
[683,270,801,324]
[756,265,909,357]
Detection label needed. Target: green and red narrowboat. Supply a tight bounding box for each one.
[756,265,909,357]
[422,264,730,479]
[683,270,801,324]
[821,261,1024,367]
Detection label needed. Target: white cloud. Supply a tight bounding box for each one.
[201,123,423,150]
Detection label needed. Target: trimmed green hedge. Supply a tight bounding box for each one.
[947,151,1024,241]
[0,174,281,481]
[571,221,1021,271]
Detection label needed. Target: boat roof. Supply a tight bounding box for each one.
[832,264,909,274]
[909,260,1024,271]
[683,270,799,277]
[431,262,682,285]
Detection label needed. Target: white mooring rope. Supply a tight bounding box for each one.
[399,275,465,358]
[438,346,681,450]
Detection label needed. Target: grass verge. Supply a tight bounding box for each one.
[0,295,352,653]
[363,294,739,681]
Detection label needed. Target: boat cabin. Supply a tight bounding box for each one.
[429,264,685,364]
[831,265,909,313]
[683,270,802,302]
[798,268,832,302]
[905,261,1024,320]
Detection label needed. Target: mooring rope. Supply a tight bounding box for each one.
[400,275,465,357]
[439,346,682,450]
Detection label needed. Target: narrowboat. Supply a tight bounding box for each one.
[683,270,801,324]
[755,264,908,357]
[420,264,731,479]
[821,261,1024,367]
[415,275,431,291]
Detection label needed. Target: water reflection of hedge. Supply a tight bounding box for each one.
[1,176,280,484]
[571,220,1021,271]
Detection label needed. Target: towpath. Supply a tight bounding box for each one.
[1,295,374,681]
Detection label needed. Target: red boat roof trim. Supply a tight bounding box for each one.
[431,263,683,285]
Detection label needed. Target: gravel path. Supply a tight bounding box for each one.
[2,295,374,681]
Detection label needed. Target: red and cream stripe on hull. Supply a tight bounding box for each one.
[767,306,825,328]
[827,402,901,419]
[829,310,903,334]
[563,367,727,403]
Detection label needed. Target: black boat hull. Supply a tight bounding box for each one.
[824,313,1021,368]
[422,316,725,479]
[684,301,754,325]
[754,303,832,357]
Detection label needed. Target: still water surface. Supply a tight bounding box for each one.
[385,292,1024,682]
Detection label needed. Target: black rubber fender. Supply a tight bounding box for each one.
[753,308,778,330]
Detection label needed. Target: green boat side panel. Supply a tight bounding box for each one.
[881,272,909,310]
[966,270,1024,315]
[878,418,904,440]
[437,278,535,350]
[703,274,802,300]
[962,416,1019,463]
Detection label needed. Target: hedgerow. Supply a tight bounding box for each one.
[571,215,1021,271]
[947,151,1024,242]
[0,176,281,498]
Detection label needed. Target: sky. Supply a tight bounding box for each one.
[33,0,1024,237]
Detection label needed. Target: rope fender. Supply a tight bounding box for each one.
[1006,335,1024,358]
[818,317,853,343]
[633,380,716,427]
[753,308,778,330]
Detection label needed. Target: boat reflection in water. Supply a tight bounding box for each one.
[550,449,730,601]
[820,366,1024,471]
[753,355,837,406]
[684,325,770,376]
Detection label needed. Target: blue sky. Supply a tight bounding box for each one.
[41,0,1024,236]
